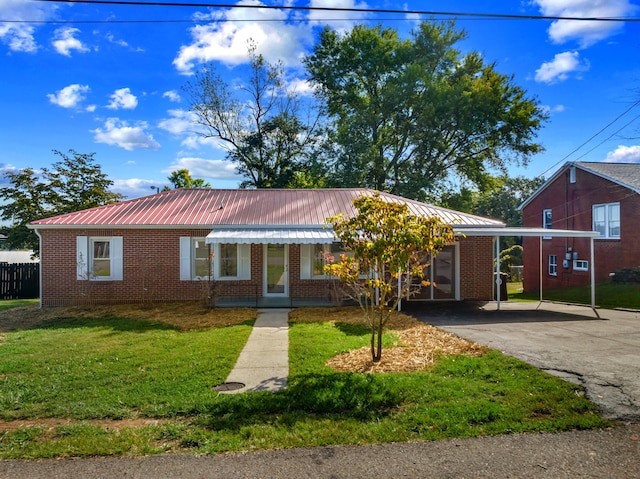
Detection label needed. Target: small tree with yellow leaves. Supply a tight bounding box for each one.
[325,193,455,362]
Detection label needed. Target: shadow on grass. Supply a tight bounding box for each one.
[196,373,404,431]
[333,322,370,336]
[36,316,181,333]
[403,302,602,326]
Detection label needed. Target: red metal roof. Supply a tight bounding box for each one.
[29,188,504,228]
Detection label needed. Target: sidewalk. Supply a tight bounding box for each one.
[222,308,290,393]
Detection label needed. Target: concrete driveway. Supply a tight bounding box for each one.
[409,301,640,421]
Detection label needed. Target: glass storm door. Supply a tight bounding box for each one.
[264,244,288,296]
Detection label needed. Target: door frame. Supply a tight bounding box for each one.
[263,244,289,297]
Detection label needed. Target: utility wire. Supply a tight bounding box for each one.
[538,99,640,177]
[27,0,640,23]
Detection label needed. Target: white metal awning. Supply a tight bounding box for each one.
[205,228,336,244]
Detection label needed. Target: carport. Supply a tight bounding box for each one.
[456,227,600,311]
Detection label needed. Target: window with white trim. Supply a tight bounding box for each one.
[179,237,250,281]
[593,203,620,239]
[542,209,552,239]
[300,243,352,279]
[76,236,123,281]
[548,255,557,276]
[573,259,588,271]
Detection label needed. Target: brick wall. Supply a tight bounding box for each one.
[522,166,640,292]
[458,236,494,300]
[38,229,496,306]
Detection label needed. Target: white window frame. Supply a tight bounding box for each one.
[592,203,620,239]
[548,255,557,277]
[542,209,552,239]
[573,259,588,271]
[300,243,353,280]
[180,237,250,281]
[569,166,576,183]
[76,236,123,281]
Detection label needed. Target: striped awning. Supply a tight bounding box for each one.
[205,228,336,244]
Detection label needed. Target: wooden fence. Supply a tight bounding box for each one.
[0,263,40,299]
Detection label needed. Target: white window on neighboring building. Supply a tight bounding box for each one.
[569,166,576,183]
[543,209,553,239]
[179,237,250,281]
[76,236,123,281]
[548,255,557,276]
[593,203,620,239]
[573,259,588,271]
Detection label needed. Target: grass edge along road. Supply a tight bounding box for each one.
[0,303,610,459]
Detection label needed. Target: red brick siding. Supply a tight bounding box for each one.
[458,237,494,300]
[38,230,496,306]
[522,167,640,292]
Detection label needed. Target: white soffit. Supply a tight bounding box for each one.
[206,228,336,244]
[456,227,599,238]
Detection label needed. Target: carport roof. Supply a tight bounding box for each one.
[456,226,599,238]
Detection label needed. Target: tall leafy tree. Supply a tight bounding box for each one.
[326,193,455,362]
[166,169,211,189]
[305,22,548,200]
[0,150,123,254]
[184,43,325,189]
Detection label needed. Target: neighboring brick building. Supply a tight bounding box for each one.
[29,188,504,307]
[520,161,640,293]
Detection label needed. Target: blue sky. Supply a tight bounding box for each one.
[1,0,639,199]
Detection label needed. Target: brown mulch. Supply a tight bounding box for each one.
[291,307,489,373]
[0,302,257,332]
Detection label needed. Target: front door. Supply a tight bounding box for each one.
[264,244,288,297]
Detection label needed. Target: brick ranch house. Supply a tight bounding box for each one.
[29,188,512,308]
[520,161,640,294]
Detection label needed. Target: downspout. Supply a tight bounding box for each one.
[33,227,43,309]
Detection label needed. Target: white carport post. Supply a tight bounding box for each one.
[495,236,501,310]
[539,236,543,303]
[590,236,596,309]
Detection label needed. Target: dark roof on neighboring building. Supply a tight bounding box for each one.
[520,161,640,210]
[574,162,640,193]
[29,188,504,229]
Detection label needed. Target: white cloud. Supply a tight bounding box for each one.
[105,32,128,48]
[532,0,635,47]
[308,0,370,28]
[173,0,314,74]
[0,0,58,53]
[111,178,168,198]
[47,84,90,109]
[92,118,160,151]
[107,88,138,110]
[534,51,588,84]
[163,90,182,103]
[164,157,241,180]
[285,77,316,97]
[52,27,89,56]
[158,109,195,135]
[540,104,567,115]
[604,145,640,163]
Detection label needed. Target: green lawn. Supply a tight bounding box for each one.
[0,299,39,311]
[508,282,640,310]
[0,306,609,459]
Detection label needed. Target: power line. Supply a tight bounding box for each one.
[26,0,640,23]
[539,99,640,177]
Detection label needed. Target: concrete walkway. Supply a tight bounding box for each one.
[222,309,290,394]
